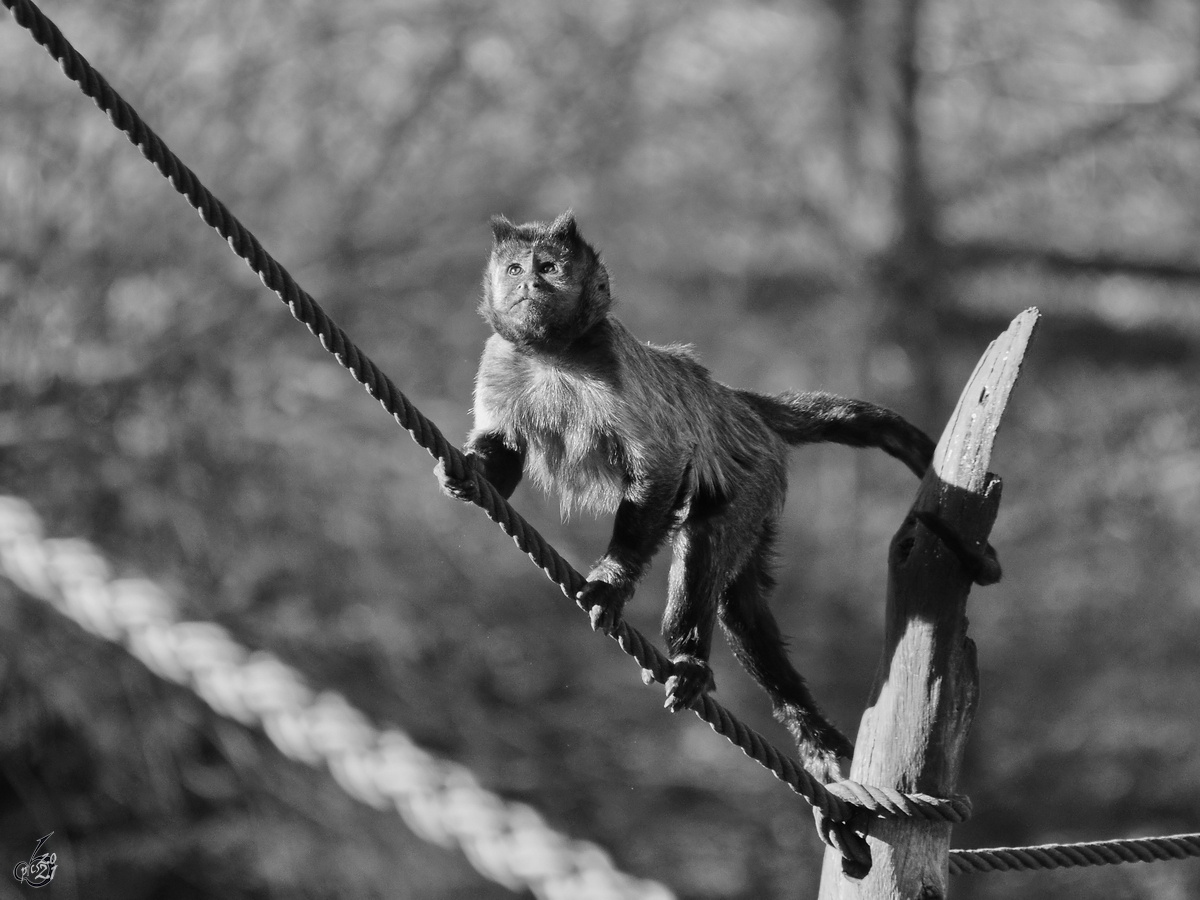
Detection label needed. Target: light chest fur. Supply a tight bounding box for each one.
[474,336,629,515]
[472,326,781,519]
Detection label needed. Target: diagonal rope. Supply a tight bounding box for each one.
[0,0,971,847]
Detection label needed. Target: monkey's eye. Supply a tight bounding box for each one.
[506,263,523,276]
[539,261,560,276]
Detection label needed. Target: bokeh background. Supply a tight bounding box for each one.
[2,0,1199,897]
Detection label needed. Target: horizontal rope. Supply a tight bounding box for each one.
[0,0,973,856]
[0,496,674,900]
[950,832,1200,876]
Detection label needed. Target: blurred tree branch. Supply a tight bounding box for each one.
[945,239,1200,283]
[942,80,1200,205]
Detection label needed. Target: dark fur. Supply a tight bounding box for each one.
[438,211,974,782]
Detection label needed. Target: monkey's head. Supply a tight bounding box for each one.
[481,210,612,353]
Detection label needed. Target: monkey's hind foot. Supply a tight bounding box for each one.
[664,656,716,712]
[913,511,1002,586]
[778,705,854,784]
[434,458,479,503]
[801,747,846,785]
[577,579,633,635]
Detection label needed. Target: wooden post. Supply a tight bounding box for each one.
[817,309,1039,899]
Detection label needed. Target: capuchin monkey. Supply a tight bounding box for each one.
[436,211,998,782]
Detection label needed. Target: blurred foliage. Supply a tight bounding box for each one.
[2,0,1200,897]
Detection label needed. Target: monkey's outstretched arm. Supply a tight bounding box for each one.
[581,474,683,633]
[435,429,525,502]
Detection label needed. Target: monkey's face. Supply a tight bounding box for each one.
[480,211,611,353]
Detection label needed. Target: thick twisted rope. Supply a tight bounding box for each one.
[0,498,674,900]
[0,0,973,846]
[950,832,1200,875]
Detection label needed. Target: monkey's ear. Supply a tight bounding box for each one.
[548,209,578,243]
[490,214,518,244]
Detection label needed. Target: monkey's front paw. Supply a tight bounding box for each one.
[664,657,715,712]
[434,458,479,503]
[577,580,632,634]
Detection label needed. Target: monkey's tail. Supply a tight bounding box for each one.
[740,389,934,479]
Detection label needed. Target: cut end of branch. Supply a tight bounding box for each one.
[932,307,1040,496]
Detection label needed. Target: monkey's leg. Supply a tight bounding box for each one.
[659,522,739,713]
[718,524,852,783]
[581,476,682,633]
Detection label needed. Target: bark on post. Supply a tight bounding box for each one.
[818,308,1040,899]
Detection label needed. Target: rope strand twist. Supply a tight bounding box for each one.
[0,498,675,900]
[950,833,1200,876]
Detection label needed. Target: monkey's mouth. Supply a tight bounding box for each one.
[507,293,552,314]
[501,297,573,347]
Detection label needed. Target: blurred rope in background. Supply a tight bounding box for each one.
[0,495,676,900]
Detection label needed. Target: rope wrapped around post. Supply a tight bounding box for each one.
[0,0,972,865]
